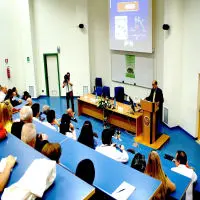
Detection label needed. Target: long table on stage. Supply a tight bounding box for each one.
[78,94,143,135]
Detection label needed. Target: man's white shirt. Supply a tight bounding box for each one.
[171,164,197,200]
[95,144,129,163]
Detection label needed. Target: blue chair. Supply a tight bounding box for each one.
[114,86,124,103]
[95,77,102,88]
[102,86,110,98]
[95,86,103,96]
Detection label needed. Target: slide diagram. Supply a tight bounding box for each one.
[115,16,128,40]
[110,0,152,53]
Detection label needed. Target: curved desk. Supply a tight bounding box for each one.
[0,134,95,200]
[60,138,161,200]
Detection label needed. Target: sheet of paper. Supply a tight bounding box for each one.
[112,181,136,200]
[0,158,7,173]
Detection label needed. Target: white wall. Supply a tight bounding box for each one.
[0,0,37,96]
[179,0,200,137]
[163,0,183,127]
[31,0,90,96]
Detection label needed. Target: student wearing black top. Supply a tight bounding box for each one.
[11,106,33,139]
[78,121,96,149]
[75,159,95,185]
[131,153,146,173]
[4,89,22,107]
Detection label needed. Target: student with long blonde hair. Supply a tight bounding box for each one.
[145,151,176,199]
[0,101,13,132]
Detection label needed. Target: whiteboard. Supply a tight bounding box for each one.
[111,52,154,88]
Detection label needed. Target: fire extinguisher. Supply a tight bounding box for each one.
[7,67,11,79]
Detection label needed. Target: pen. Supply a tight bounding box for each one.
[117,188,125,193]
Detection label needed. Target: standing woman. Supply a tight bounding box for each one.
[62,72,74,112]
[145,151,176,199]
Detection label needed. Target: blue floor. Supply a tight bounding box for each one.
[34,96,200,193]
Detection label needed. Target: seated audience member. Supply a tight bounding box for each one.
[4,89,22,107]
[171,150,197,200]
[0,86,7,103]
[66,108,77,122]
[131,153,146,173]
[43,110,58,131]
[59,114,76,140]
[78,121,97,149]
[21,91,31,100]
[11,106,33,139]
[21,123,49,152]
[96,128,129,163]
[11,87,20,98]
[145,151,176,199]
[42,105,50,115]
[21,123,37,148]
[31,103,40,122]
[25,97,33,106]
[75,159,95,185]
[0,123,7,140]
[41,143,61,163]
[0,155,16,192]
[0,101,13,132]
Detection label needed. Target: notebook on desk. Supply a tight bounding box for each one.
[112,181,136,200]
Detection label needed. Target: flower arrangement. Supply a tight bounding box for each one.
[97,96,111,109]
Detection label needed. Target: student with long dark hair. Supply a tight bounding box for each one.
[75,159,95,185]
[4,89,21,107]
[59,113,76,140]
[131,153,146,173]
[78,121,97,149]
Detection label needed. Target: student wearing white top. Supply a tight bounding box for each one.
[42,110,58,131]
[0,86,7,103]
[171,150,197,200]
[62,72,74,112]
[96,128,129,163]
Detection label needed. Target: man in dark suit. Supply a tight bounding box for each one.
[11,106,33,139]
[146,80,164,121]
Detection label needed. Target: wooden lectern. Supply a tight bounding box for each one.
[141,100,159,144]
[135,100,170,149]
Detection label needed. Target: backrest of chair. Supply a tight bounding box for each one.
[96,86,103,96]
[95,78,102,88]
[114,86,124,103]
[102,86,110,98]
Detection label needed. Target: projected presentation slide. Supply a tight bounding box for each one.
[110,0,152,53]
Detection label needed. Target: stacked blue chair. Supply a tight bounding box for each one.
[102,86,110,98]
[114,86,124,103]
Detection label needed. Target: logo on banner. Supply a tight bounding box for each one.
[144,116,150,127]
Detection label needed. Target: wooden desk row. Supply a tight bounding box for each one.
[78,94,143,134]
